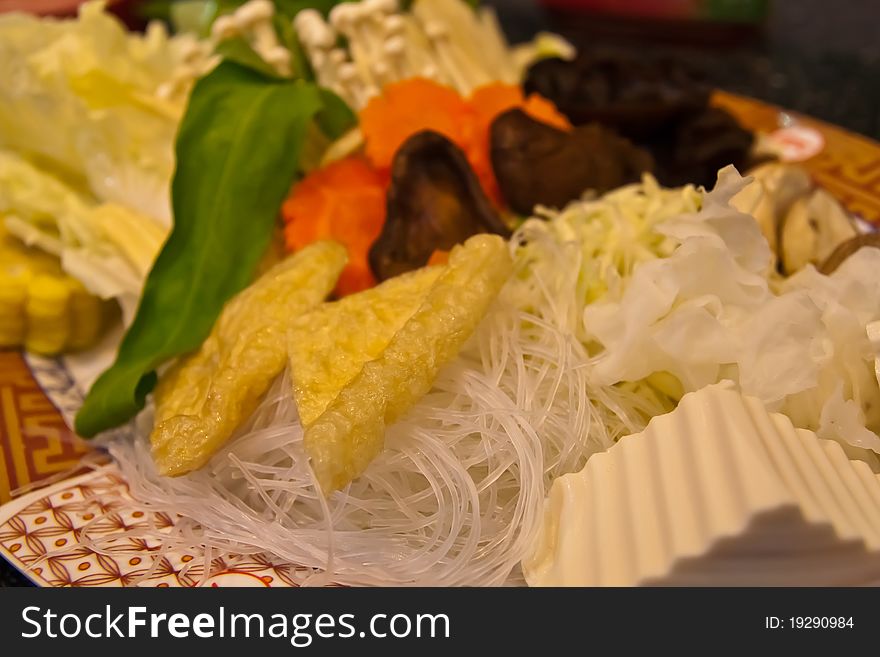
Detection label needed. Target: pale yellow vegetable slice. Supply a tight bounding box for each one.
[302,234,513,493]
[151,240,347,476]
[25,274,71,355]
[90,203,168,278]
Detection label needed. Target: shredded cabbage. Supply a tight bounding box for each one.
[520,175,701,325]
[582,166,880,461]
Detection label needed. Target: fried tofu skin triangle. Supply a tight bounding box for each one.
[151,241,347,476]
[288,266,444,428]
[293,234,513,494]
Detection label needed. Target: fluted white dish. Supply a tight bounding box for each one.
[523,382,880,586]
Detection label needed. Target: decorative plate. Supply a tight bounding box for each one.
[2,93,880,587]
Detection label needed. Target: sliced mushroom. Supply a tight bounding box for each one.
[368,130,510,281]
[490,108,653,215]
[779,187,858,274]
[819,233,880,275]
[779,196,817,274]
[731,163,813,255]
[809,188,859,263]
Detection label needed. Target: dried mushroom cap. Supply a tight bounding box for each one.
[653,107,755,188]
[731,163,863,277]
[524,52,756,189]
[368,130,510,282]
[524,53,710,139]
[490,108,653,215]
[819,233,880,275]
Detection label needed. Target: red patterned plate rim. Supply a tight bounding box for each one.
[0,466,301,587]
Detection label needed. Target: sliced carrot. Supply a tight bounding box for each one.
[522,93,572,131]
[427,249,450,267]
[360,78,471,170]
[468,83,571,139]
[468,83,524,133]
[282,157,388,296]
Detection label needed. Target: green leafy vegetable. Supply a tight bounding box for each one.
[215,37,285,78]
[137,1,219,36]
[315,88,356,139]
[170,1,222,36]
[299,89,357,171]
[400,0,481,9]
[75,61,323,438]
[211,0,342,20]
[138,1,346,39]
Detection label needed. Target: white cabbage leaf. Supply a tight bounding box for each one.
[578,166,880,458]
[0,1,208,224]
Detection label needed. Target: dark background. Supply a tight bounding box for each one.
[2,0,879,587]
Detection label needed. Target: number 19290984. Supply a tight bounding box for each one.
[765,617,854,629]
[792,617,853,629]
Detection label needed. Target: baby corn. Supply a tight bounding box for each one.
[1,227,112,355]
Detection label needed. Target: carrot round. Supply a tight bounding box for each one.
[359,78,471,170]
[282,156,388,296]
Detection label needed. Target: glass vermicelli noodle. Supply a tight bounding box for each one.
[75,231,668,587]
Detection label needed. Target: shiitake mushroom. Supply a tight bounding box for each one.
[524,53,710,140]
[490,108,653,215]
[524,51,756,189]
[647,107,756,188]
[731,163,867,276]
[368,130,510,282]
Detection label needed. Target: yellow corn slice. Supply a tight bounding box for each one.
[67,279,110,350]
[2,223,111,354]
[0,271,28,347]
[24,274,71,355]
